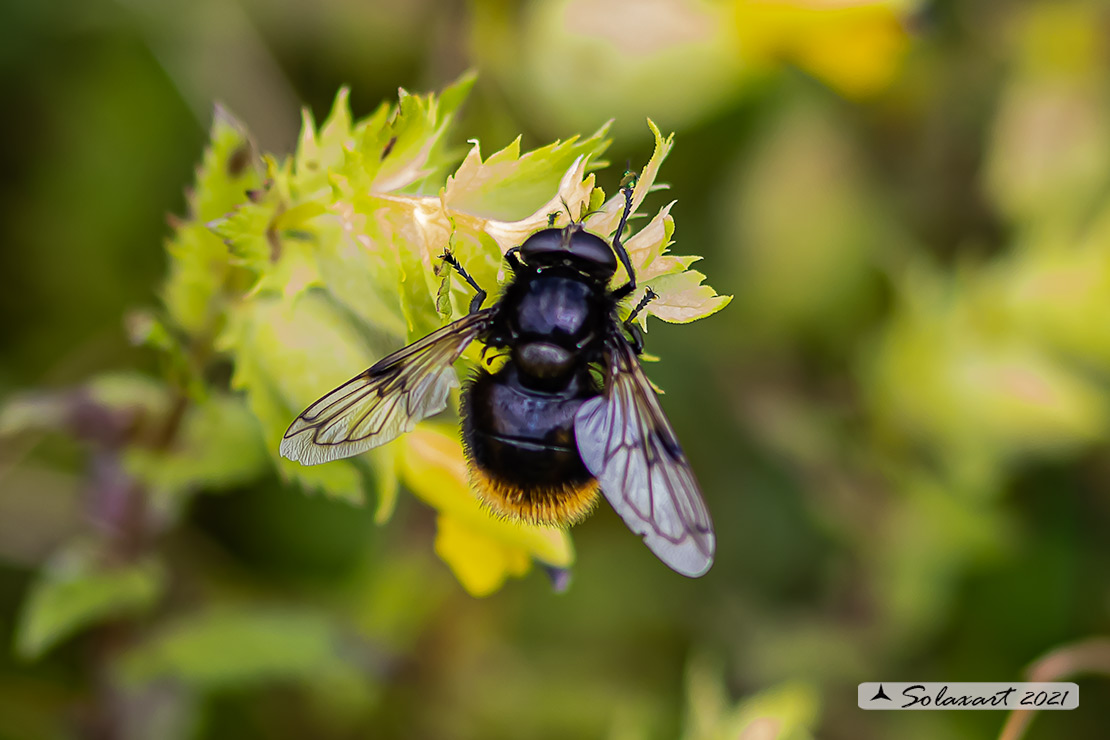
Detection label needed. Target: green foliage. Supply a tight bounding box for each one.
[680,655,820,740]
[6,3,1110,738]
[123,394,269,498]
[162,108,263,338]
[2,74,730,686]
[16,540,165,659]
[223,292,372,504]
[118,607,356,690]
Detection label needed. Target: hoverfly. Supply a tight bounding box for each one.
[280,183,715,577]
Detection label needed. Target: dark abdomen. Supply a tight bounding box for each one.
[460,364,600,525]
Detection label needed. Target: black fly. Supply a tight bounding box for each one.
[280,183,715,577]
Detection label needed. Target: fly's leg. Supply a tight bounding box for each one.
[623,287,657,355]
[627,286,657,325]
[610,175,638,301]
[439,251,487,314]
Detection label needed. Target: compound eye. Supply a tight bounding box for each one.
[567,231,617,272]
[519,229,565,260]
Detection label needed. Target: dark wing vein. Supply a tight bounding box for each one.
[280,309,493,465]
[575,336,715,577]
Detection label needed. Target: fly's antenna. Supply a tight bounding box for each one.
[559,196,577,225]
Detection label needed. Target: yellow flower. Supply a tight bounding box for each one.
[398,425,574,597]
[732,0,914,98]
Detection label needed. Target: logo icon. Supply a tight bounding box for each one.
[871,684,892,702]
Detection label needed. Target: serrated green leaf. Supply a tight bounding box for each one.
[312,210,408,339]
[385,203,445,341]
[161,223,236,337]
[479,153,602,254]
[161,108,263,337]
[211,169,330,304]
[442,121,611,220]
[211,198,280,271]
[373,72,477,194]
[310,73,475,203]
[190,106,263,224]
[16,540,165,660]
[294,88,366,199]
[119,607,354,690]
[643,270,732,325]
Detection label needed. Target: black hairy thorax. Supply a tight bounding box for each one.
[460,258,615,524]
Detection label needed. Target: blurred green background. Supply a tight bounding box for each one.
[2,0,1109,738]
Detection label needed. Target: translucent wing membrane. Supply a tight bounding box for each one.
[574,337,715,577]
[280,309,494,465]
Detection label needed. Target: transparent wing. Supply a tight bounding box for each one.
[574,337,715,577]
[280,309,494,465]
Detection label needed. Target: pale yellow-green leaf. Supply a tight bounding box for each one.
[643,270,732,325]
[210,197,280,273]
[480,154,601,256]
[293,87,366,199]
[190,105,263,224]
[222,293,376,504]
[370,74,476,193]
[312,208,408,340]
[443,122,611,220]
[249,240,325,303]
[162,108,262,336]
[622,201,677,278]
[358,194,448,341]
[161,223,236,337]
